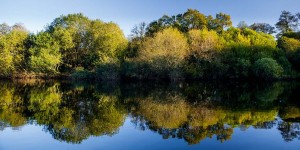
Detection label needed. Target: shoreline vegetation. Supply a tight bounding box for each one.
[1,9,300,81]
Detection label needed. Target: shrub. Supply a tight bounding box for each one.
[71,67,94,80]
[121,60,154,80]
[96,62,121,80]
[253,58,283,79]
[278,36,300,70]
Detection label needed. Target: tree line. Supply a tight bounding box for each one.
[1,9,300,80]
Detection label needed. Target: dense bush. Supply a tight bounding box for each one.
[253,58,284,79]
[71,67,94,80]
[96,62,121,80]
[278,36,300,70]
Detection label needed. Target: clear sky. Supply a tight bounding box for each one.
[1,0,300,36]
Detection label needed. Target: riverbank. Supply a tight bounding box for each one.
[1,72,299,82]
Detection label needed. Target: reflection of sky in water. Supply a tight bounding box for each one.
[0,117,299,150]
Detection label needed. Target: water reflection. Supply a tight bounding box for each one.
[0,80,299,144]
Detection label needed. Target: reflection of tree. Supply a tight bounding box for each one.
[182,82,285,111]
[255,82,284,103]
[0,121,9,131]
[0,80,299,144]
[135,97,189,129]
[32,84,126,144]
[225,110,278,127]
[28,84,62,124]
[183,124,233,144]
[278,122,300,142]
[253,121,276,129]
[278,105,300,142]
[128,87,279,145]
[88,95,126,136]
[279,106,300,120]
[189,105,225,128]
[0,81,126,144]
[0,82,26,128]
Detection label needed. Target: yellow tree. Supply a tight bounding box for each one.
[139,28,189,79]
[188,29,223,60]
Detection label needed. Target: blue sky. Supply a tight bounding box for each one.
[1,0,300,36]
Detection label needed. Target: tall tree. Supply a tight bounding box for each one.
[11,23,27,32]
[181,9,207,32]
[86,20,128,67]
[207,13,232,33]
[0,23,11,35]
[276,11,298,34]
[250,23,276,34]
[127,22,147,58]
[146,15,173,36]
[5,28,29,72]
[237,21,249,29]
[146,9,208,35]
[0,25,28,75]
[47,13,91,72]
[130,22,147,40]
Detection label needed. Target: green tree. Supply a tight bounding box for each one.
[0,36,13,76]
[47,13,91,72]
[241,28,277,47]
[86,20,128,66]
[220,27,279,78]
[125,22,147,59]
[278,36,300,54]
[282,32,300,40]
[250,23,276,34]
[0,23,11,35]
[208,13,232,33]
[276,11,298,34]
[130,22,147,40]
[237,21,249,29]
[28,32,61,74]
[47,13,127,78]
[181,9,207,32]
[278,36,300,70]
[221,27,251,46]
[0,24,28,75]
[146,15,174,36]
[253,58,284,79]
[145,9,207,35]
[85,20,128,80]
[7,30,29,72]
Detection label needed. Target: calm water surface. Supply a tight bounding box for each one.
[0,80,299,150]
